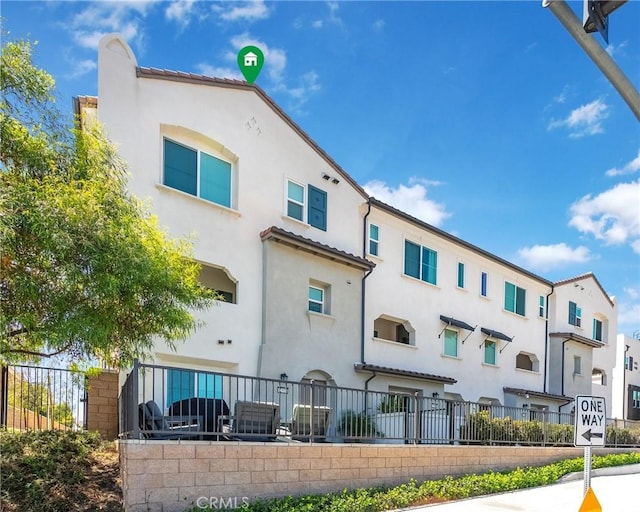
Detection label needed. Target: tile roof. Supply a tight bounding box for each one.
[354,363,457,384]
[503,387,571,402]
[549,332,605,348]
[554,272,615,307]
[260,226,375,271]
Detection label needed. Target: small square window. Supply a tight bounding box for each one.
[504,282,526,316]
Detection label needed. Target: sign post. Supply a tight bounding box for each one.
[574,395,605,510]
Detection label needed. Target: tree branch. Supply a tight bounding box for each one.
[4,342,73,358]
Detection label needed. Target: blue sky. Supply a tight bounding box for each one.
[4,1,639,336]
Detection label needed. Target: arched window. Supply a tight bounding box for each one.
[515,352,539,372]
[373,315,415,345]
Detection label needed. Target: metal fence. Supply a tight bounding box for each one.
[119,360,640,447]
[0,365,88,431]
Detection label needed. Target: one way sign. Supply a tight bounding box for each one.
[574,395,606,447]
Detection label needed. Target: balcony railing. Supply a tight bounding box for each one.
[119,360,640,447]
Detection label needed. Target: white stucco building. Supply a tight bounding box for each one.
[83,34,621,415]
[612,334,640,421]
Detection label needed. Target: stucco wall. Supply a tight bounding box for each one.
[119,440,631,512]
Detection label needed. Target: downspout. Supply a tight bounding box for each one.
[543,285,554,393]
[361,199,373,364]
[561,339,569,397]
[364,371,377,415]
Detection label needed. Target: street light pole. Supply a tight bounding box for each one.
[543,0,640,121]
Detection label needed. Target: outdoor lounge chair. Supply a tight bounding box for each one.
[138,400,202,439]
[168,398,230,440]
[228,401,279,441]
[291,404,331,441]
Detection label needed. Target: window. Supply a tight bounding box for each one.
[593,319,603,341]
[568,301,582,327]
[481,272,488,297]
[373,316,414,345]
[308,286,325,313]
[538,296,545,318]
[443,329,458,357]
[404,240,437,285]
[457,262,465,288]
[484,341,496,365]
[592,368,605,386]
[286,181,327,230]
[516,353,533,371]
[504,282,526,316]
[287,180,305,221]
[369,224,379,256]
[198,264,237,304]
[163,138,232,208]
[573,355,582,375]
[166,369,222,407]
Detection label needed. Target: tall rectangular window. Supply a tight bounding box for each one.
[481,272,488,297]
[369,224,379,256]
[287,180,305,221]
[593,319,603,341]
[443,329,458,357]
[308,286,324,313]
[504,282,526,316]
[484,341,496,365]
[308,185,327,231]
[403,241,437,285]
[457,262,465,288]
[538,296,545,318]
[573,355,582,375]
[163,139,232,208]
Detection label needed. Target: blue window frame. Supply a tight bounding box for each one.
[457,262,465,288]
[404,240,437,285]
[481,272,488,297]
[504,282,526,316]
[163,138,232,208]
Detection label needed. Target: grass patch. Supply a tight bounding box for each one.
[189,452,640,512]
[0,429,122,512]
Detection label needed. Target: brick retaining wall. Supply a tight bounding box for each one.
[86,370,119,440]
[119,440,631,512]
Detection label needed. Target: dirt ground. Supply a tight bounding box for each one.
[76,444,123,512]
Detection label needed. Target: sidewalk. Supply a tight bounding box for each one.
[401,464,640,511]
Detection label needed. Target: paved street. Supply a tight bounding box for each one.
[403,464,640,511]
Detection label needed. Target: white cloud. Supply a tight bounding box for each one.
[606,40,627,57]
[624,286,639,301]
[312,20,323,29]
[409,176,444,187]
[605,150,640,177]
[363,180,450,227]
[517,243,591,271]
[194,63,243,80]
[617,300,640,334]
[66,1,154,52]
[569,180,640,252]
[372,19,385,31]
[548,99,609,138]
[217,1,269,22]
[165,1,197,29]
[65,58,97,79]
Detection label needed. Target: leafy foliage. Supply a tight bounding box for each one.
[0,36,217,368]
[339,409,383,438]
[186,452,640,511]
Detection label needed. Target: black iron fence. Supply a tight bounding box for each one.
[0,365,88,431]
[119,360,640,447]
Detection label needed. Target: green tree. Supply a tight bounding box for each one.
[0,36,217,368]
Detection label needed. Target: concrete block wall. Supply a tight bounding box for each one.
[119,440,628,512]
[86,370,119,440]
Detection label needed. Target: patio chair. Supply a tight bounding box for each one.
[168,398,230,440]
[138,400,202,440]
[291,404,331,441]
[228,401,279,441]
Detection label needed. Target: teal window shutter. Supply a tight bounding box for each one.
[404,241,420,278]
[505,282,516,312]
[167,369,195,407]
[515,286,526,316]
[484,341,496,365]
[457,262,465,288]
[197,373,223,399]
[444,329,458,357]
[164,139,197,195]
[200,152,231,207]
[307,185,327,230]
[569,301,577,325]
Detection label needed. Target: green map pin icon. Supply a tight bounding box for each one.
[237,46,264,85]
